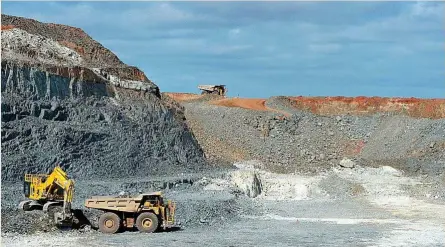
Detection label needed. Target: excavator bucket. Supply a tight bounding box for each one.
[54,212,73,228]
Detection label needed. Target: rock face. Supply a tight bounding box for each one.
[1,14,208,181]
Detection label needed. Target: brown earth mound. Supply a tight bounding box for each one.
[288,96,445,119]
[164,93,204,102]
[208,98,291,116]
[209,98,269,111]
[168,93,444,119]
[1,25,15,30]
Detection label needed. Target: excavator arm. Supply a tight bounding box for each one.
[25,166,71,200]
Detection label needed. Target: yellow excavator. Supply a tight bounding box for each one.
[19,165,74,227]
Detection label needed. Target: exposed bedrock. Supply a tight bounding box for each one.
[1,62,208,182]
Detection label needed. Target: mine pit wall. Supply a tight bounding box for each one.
[179,94,445,177]
[1,61,209,182]
[1,61,114,100]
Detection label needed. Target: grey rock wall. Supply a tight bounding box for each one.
[1,62,209,182]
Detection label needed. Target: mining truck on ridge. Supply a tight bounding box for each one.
[198,84,227,96]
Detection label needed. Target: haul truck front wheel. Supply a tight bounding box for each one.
[136,212,158,233]
[99,212,120,234]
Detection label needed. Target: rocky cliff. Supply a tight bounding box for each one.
[1,14,208,181]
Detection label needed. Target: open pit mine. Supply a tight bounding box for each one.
[1,14,445,247]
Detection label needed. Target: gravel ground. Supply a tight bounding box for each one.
[1,169,237,234]
[2,163,445,246]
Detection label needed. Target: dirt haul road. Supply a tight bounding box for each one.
[2,163,445,247]
[209,98,291,117]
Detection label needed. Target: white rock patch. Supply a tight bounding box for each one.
[2,28,83,66]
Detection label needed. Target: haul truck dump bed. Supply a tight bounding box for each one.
[85,191,176,234]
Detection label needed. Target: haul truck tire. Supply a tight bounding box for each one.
[99,212,120,234]
[136,212,158,233]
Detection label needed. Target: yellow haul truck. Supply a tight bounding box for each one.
[84,192,176,234]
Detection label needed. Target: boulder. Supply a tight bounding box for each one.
[339,158,355,168]
[230,169,262,198]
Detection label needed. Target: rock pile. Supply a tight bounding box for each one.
[180,96,445,176]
